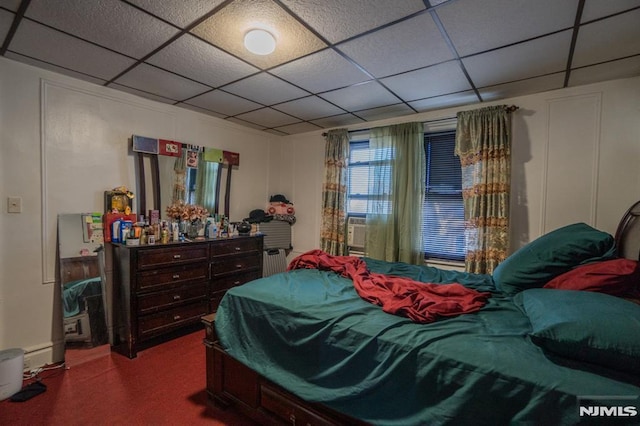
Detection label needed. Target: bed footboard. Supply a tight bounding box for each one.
[202,314,366,426]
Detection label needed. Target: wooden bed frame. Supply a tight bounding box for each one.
[202,314,366,426]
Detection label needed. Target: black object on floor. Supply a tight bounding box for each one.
[10,381,47,402]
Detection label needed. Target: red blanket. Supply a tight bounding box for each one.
[288,250,491,323]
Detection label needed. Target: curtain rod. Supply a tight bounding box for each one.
[321,104,519,137]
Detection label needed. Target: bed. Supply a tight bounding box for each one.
[206,203,640,425]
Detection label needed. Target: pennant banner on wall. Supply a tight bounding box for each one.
[223,150,240,166]
[132,135,158,154]
[203,148,224,163]
[158,139,182,157]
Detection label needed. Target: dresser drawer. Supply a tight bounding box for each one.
[137,282,207,314]
[137,263,208,292]
[138,301,208,341]
[211,270,261,292]
[137,245,209,269]
[211,238,261,257]
[211,254,261,276]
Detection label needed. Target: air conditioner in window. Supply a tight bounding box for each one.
[347,216,366,252]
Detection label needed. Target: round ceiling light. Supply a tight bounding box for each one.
[244,29,276,55]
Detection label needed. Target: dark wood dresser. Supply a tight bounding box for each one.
[112,235,263,358]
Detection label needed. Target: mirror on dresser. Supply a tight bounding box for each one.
[57,213,109,363]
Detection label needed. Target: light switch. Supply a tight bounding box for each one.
[7,197,22,213]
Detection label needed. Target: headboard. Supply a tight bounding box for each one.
[614,200,640,261]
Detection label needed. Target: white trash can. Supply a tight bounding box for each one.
[0,348,24,401]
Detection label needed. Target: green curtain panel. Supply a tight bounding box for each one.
[320,129,349,255]
[195,153,219,214]
[455,105,512,274]
[366,122,425,265]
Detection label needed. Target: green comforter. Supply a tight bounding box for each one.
[215,258,639,425]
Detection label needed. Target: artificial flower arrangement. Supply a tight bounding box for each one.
[165,201,209,223]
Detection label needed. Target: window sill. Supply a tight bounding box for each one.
[424,258,465,271]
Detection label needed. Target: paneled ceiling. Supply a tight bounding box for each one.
[1,0,639,136]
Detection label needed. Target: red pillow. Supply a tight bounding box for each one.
[543,258,640,297]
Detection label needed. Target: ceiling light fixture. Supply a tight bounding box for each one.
[244,29,276,55]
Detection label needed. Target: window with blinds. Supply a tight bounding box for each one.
[347,130,464,261]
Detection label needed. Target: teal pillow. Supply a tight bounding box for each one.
[514,288,640,374]
[493,223,616,295]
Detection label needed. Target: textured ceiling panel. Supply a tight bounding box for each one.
[572,9,640,68]
[112,63,210,101]
[146,34,258,88]
[337,13,453,78]
[10,19,135,80]
[184,89,262,116]
[126,0,225,28]
[270,49,370,93]
[319,81,401,111]
[280,0,426,44]
[380,61,471,101]
[272,96,346,121]
[437,0,579,56]
[25,0,179,59]
[223,72,308,105]
[463,30,572,88]
[191,0,326,70]
[1,0,638,135]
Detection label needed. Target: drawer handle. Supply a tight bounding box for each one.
[233,281,240,285]
[173,295,181,300]
[235,264,243,269]
[289,413,296,425]
[172,274,180,279]
[173,315,181,321]
[173,254,181,259]
[234,247,241,251]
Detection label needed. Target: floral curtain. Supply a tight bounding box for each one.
[366,122,425,265]
[320,129,349,255]
[172,148,187,204]
[455,105,512,274]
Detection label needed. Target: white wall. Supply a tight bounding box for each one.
[282,77,640,260]
[0,57,278,368]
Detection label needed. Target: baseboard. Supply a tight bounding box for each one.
[22,339,64,371]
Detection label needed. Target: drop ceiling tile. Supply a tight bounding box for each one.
[185,89,262,116]
[235,107,300,128]
[126,0,225,29]
[113,63,210,101]
[478,73,565,101]
[0,8,14,40]
[176,102,227,119]
[355,103,415,121]
[4,52,107,86]
[9,19,136,80]
[573,8,640,68]
[225,116,266,130]
[408,91,479,112]
[380,61,471,101]
[310,113,366,128]
[463,30,571,88]
[319,81,400,111]
[147,34,259,88]
[436,0,578,56]
[569,55,640,87]
[581,0,640,22]
[280,0,426,44]
[270,49,370,93]
[263,128,288,136]
[273,96,346,120]
[108,83,177,104]
[25,0,179,59]
[337,13,453,78]
[191,0,326,70]
[273,121,322,135]
[0,0,21,11]
[223,73,308,105]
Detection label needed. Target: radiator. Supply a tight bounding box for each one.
[263,249,287,277]
[258,221,292,249]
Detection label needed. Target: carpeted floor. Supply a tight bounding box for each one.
[0,330,257,425]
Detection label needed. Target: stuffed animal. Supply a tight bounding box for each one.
[266,194,296,224]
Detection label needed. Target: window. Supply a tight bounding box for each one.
[347,130,464,261]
